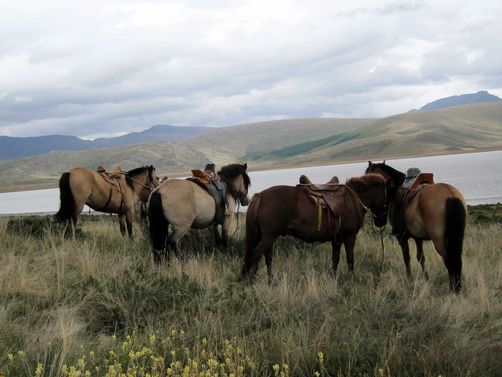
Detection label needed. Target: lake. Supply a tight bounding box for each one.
[1,150,501,215]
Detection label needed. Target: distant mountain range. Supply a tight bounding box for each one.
[418,90,500,111]
[0,124,208,160]
[1,101,502,192]
[2,91,500,161]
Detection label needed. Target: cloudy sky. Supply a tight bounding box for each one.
[1,0,501,139]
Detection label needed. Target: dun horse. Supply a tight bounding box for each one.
[55,166,159,237]
[366,162,467,293]
[241,174,392,283]
[148,163,250,263]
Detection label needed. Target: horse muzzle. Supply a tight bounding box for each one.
[238,193,250,206]
[373,211,388,227]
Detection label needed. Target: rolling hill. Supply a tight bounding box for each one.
[0,124,208,160]
[1,102,502,192]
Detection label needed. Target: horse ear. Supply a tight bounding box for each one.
[368,161,372,167]
[243,162,247,171]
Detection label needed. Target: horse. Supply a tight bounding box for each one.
[365,161,467,293]
[240,174,393,283]
[55,165,159,237]
[148,163,251,263]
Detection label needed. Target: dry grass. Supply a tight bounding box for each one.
[0,213,501,376]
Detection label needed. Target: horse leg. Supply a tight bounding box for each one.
[344,233,357,273]
[118,214,127,236]
[213,224,223,247]
[243,236,275,282]
[169,224,191,261]
[415,239,428,280]
[331,239,342,276]
[431,237,460,294]
[125,211,133,239]
[264,246,274,285]
[398,237,412,279]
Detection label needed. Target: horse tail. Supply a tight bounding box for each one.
[55,172,75,222]
[241,194,261,279]
[444,196,466,293]
[148,190,168,263]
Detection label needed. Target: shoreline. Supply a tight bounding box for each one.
[1,147,501,194]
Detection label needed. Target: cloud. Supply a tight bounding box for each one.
[0,0,501,138]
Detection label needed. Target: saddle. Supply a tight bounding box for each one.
[297,175,344,231]
[408,173,434,191]
[187,169,228,225]
[393,172,434,237]
[96,165,127,212]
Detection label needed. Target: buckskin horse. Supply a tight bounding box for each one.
[366,161,467,293]
[55,165,159,237]
[148,163,250,263]
[241,173,392,283]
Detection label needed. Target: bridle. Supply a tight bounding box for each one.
[122,170,159,191]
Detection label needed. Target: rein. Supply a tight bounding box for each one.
[122,172,158,191]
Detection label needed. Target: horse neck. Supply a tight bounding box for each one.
[345,181,372,213]
[226,192,237,212]
[128,172,151,200]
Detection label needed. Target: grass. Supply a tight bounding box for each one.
[0,207,501,376]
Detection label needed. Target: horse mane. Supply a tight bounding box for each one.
[346,173,385,191]
[366,162,405,185]
[126,165,154,188]
[218,163,251,189]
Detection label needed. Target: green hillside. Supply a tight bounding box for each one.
[0,141,210,192]
[1,102,502,192]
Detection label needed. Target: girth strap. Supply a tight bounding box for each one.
[101,186,114,211]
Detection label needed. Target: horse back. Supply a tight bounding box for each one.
[405,183,466,240]
[253,185,340,242]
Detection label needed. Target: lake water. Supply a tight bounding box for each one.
[1,150,501,215]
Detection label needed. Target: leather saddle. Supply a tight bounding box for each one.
[297,175,345,219]
[95,165,126,212]
[187,169,228,225]
[392,172,435,237]
[408,173,434,191]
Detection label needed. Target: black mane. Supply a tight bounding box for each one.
[366,162,406,186]
[218,163,251,190]
[126,165,154,187]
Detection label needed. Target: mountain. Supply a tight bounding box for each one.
[1,102,502,192]
[0,135,92,160]
[183,102,502,169]
[0,141,210,192]
[0,124,208,160]
[419,90,500,111]
[91,124,208,148]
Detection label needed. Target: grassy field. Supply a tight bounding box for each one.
[0,207,501,376]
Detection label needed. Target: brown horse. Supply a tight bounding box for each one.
[148,163,250,263]
[366,161,467,293]
[241,174,392,283]
[55,165,159,237]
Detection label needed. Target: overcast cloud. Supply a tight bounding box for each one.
[1,0,501,138]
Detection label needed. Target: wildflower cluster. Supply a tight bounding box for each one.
[2,330,265,377]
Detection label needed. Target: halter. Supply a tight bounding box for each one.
[122,170,159,191]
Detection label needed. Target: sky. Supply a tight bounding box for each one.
[1,0,501,139]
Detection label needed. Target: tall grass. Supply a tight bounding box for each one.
[0,213,501,376]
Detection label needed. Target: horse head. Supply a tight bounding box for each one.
[347,174,391,227]
[366,161,406,188]
[218,162,251,206]
[126,165,160,202]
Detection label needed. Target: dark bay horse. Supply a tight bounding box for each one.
[241,174,392,283]
[366,161,467,293]
[148,163,250,263]
[55,166,159,237]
